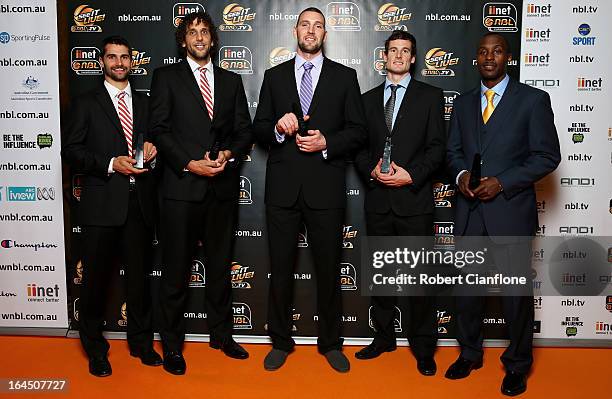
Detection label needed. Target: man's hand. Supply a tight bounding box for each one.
[113,156,147,175]
[296,128,326,152]
[144,141,157,162]
[186,158,226,177]
[472,176,503,201]
[375,161,413,187]
[457,171,475,199]
[276,113,310,136]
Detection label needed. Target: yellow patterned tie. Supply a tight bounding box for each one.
[482,89,495,124]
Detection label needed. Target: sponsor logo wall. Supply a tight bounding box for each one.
[0,0,68,328]
[60,0,611,343]
[522,0,611,339]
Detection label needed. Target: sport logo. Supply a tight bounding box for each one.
[37,133,53,148]
[573,23,596,46]
[72,174,83,201]
[118,302,127,326]
[340,262,357,290]
[422,48,459,77]
[130,49,151,76]
[173,3,205,27]
[0,32,10,44]
[482,2,518,32]
[71,47,102,75]
[326,2,361,31]
[375,3,412,31]
[73,260,83,285]
[230,261,254,289]
[369,305,402,332]
[298,224,308,248]
[233,302,252,329]
[606,296,612,313]
[220,3,255,31]
[437,310,452,334]
[372,47,386,75]
[239,175,253,204]
[71,4,105,32]
[269,47,295,67]
[342,225,358,249]
[434,221,454,248]
[189,259,206,287]
[219,46,253,74]
[443,90,459,120]
[433,182,454,207]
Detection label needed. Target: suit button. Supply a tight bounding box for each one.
[480,159,484,165]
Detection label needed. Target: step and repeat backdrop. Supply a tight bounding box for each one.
[0,1,69,329]
[1,0,609,344]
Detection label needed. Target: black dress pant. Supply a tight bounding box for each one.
[159,191,237,353]
[365,211,438,360]
[266,191,344,353]
[455,207,534,374]
[79,191,153,358]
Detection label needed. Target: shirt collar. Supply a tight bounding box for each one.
[385,73,411,91]
[187,55,212,74]
[295,52,324,71]
[481,74,509,97]
[104,80,132,98]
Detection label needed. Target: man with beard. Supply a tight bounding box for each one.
[149,12,252,375]
[62,35,160,377]
[354,30,445,376]
[446,33,560,395]
[253,7,366,373]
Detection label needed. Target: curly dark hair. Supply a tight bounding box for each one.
[175,11,219,58]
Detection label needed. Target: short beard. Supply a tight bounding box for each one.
[104,67,129,82]
[298,40,322,55]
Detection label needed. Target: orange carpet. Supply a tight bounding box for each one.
[0,336,610,398]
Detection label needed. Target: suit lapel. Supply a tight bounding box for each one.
[178,59,211,121]
[284,58,301,111]
[371,83,387,137]
[473,88,483,151]
[212,66,223,124]
[306,57,332,116]
[94,86,124,141]
[131,90,144,136]
[481,78,519,154]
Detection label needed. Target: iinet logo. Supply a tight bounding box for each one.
[26,283,60,302]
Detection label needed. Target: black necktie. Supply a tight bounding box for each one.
[384,84,398,133]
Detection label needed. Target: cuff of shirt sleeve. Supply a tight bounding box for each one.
[274,127,285,143]
[108,157,115,174]
[456,169,468,185]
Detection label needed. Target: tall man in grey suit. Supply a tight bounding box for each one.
[446,33,560,396]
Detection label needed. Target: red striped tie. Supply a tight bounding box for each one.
[198,66,214,120]
[117,91,133,156]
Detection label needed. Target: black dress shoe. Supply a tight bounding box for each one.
[444,357,483,380]
[501,371,527,396]
[163,351,186,375]
[417,357,437,376]
[130,348,163,366]
[354,342,396,360]
[210,339,249,360]
[89,356,112,377]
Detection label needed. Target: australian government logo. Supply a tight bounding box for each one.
[422,48,459,77]
[269,47,295,67]
[483,2,518,32]
[375,3,412,31]
[219,46,253,74]
[220,3,255,31]
[71,47,102,75]
[326,2,361,31]
[71,4,106,32]
[173,3,205,27]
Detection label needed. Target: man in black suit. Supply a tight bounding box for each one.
[354,31,445,376]
[446,33,560,396]
[62,35,161,377]
[253,7,366,373]
[148,11,252,375]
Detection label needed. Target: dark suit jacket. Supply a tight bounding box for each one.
[148,60,252,202]
[61,84,157,227]
[253,57,366,209]
[355,78,445,216]
[447,77,561,236]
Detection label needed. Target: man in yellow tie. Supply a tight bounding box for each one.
[446,33,560,396]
